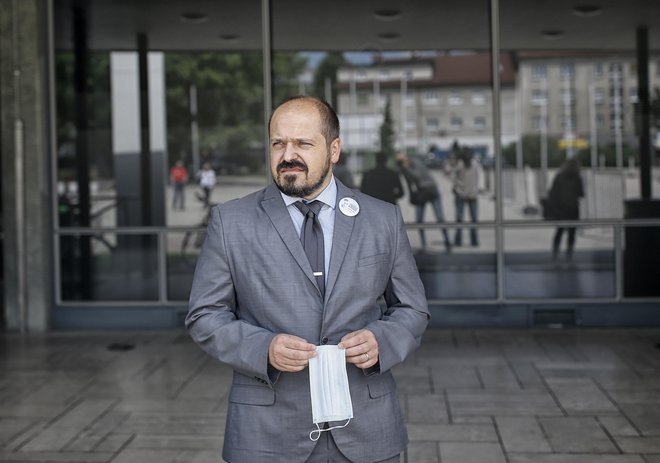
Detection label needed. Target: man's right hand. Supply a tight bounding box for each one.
[268,334,316,372]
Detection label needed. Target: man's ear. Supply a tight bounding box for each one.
[330,138,341,164]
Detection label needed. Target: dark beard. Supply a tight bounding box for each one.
[274,156,331,198]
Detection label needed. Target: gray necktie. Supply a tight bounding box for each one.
[294,200,325,297]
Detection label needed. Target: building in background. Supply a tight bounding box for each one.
[2,0,660,332]
[336,53,517,160]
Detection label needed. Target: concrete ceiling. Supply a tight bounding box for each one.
[54,0,660,53]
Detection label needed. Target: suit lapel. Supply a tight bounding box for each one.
[261,184,320,294]
[325,182,356,301]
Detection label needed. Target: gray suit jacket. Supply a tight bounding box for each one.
[187,179,429,462]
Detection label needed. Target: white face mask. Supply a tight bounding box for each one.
[308,345,353,441]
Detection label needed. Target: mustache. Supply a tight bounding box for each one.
[277,160,308,173]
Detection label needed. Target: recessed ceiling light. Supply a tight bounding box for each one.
[180,12,208,24]
[378,32,400,42]
[219,34,239,42]
[373,9,402,21]
[541,30,564,40]
[572,4,603,17]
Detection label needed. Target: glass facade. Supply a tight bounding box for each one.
[48,0,660,325]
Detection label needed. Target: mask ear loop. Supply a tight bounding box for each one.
[309,419,351,441]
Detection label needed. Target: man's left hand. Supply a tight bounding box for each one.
[339,329,379,369]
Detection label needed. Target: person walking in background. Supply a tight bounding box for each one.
[197,162,216,207]
[360,151,404,205]
[169,159,189,210]
[547,157,584,261]
[451,147,480,246]
[187,96,428,462]
[397,152,451,252]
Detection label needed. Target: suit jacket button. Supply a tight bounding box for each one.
[321,337,329,345]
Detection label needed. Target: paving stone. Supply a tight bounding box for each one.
[3,329,660,462]
[430,365,481,389]
[405,441,439,463]
[439,442,506,463]
[508,362,546,388]
[539,416,618,453]
[119,412,225,435]
[452,415,493,424]
[406,394,448,423]
[20,399,116,452]
[0,402,71,420]
[407,423,498,442]
[496,416,552,453]
[478,365,522,389]
[448,390,562,416]
[129,434,223,449]
[94,432,135,453]
[392,364,433,394]
[508,454,645,463]
[0,418,35,446]
[111,448,183,463]
[609,390,660,407]
[0,450,113,461]
[615,436,660,453]
[598,415,640,437]
[596,377,660,392]
[65,410,130,452]
[545,378,618,414]
[176,371,233,400]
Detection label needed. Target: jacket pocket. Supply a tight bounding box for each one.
[228,384,275,405]
[367,373,396,399]
[358,253,390,267]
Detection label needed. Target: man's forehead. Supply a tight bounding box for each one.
[270,104,323,135]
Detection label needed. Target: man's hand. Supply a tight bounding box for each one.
[339,329,379,369]
[268,334,316,372]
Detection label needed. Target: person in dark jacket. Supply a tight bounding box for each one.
[397,153,451,252]
[547,157,584,260]
[360,151,404,205]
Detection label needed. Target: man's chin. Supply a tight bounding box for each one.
[275,176,306,197]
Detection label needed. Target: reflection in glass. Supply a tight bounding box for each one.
[272,48,496,225]
[167,231,203,301]
[55,51,113,228]
[164,52,269,226]
[60,234,158,301]
[499,0,660,219]
[504,227,615,299]
[409,228,496,300]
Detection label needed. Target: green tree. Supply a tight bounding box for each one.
[165,52,306,174]
[271,52,309,105]
[380,98,396,159]
[502,134,568,168]
[55,52,112,179]
[312,52,346,107]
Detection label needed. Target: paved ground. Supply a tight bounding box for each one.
[2,329,660,462]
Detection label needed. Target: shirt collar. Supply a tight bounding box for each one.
[280,175,337,210]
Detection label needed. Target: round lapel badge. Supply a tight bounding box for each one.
[338,197,360,217]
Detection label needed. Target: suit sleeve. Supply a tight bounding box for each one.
[186,206,277,384]
[365,206,430,373]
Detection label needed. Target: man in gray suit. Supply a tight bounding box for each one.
[187,96,429,462]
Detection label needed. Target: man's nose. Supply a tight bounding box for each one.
[282,142,297,161]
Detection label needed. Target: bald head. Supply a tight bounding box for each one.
[269,96,339,147]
